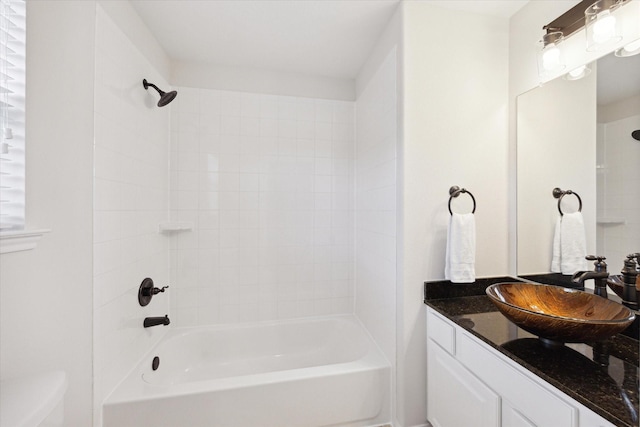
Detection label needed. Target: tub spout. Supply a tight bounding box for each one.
[144,315,170,328]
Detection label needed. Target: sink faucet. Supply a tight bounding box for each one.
[620,253,639,310]
[572,255,609,298]
[143,315,170,328]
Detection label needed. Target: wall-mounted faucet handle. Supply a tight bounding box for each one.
[152,286,169,295]
[138,278,170,306]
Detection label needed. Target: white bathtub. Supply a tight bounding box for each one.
[103,315,390,427]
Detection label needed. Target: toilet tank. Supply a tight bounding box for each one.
[0,371,68,427]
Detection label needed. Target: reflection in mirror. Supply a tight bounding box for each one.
[517,51,640,284]
[595,53,640,268]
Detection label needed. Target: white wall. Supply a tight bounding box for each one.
[355,45,398,417]
[0,2,96,426]
[401,3,509,426]
[92,5,171,424]
[168,87,355,326]
[355,7,401,424]
[356,6,402,100]
[97,0,170,80]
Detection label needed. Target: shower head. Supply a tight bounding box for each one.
[143,79,177,107]
[632,130,640,141]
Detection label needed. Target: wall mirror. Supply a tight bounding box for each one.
[516,50,640,283]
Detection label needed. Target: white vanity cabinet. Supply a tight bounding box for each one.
[426,307,617,427]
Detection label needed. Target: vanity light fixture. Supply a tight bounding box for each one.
[538,0,632,80]
[537,32,566,78]
[615,37,640,57]
[542,0,630,42]
[585,0,624,51]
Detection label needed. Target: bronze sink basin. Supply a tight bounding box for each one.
[486,283,635,345]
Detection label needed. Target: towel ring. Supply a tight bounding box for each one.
[448,186,476,215]
[552,187,582,216]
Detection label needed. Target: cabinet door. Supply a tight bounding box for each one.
[502,400,537,427]
[427,339,500,427]
[578,406,616,427]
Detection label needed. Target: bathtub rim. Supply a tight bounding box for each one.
[154,312,372,346]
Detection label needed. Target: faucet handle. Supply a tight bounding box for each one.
[624,254,640,273]
[586,255,607,272]
[152,286,169,295]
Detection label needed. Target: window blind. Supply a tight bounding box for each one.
[0,0,25,231]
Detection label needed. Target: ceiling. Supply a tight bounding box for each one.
[131,0,529,80]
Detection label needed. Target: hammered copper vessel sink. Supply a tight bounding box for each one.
[486,283,635,344]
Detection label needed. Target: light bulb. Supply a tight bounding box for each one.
[615,38,640,57]
[592,10,616,44]
[542,44,561,71]
[564,64,591,81]
[569,66,586,78]
[623,39,640,54]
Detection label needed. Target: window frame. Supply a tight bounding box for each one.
[0,0,48,254]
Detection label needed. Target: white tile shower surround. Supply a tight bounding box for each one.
[92,6,170,425]
[169,88,356,326]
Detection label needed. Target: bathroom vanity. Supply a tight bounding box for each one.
[424,278,639,427]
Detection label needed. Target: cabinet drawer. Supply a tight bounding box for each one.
[427,308,456,354]
[457,331,576,427]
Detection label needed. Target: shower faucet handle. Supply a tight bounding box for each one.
[138,278,169,307]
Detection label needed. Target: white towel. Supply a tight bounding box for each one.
[551,216,562,273]
[550,212,587,275]
[445,213,476,283]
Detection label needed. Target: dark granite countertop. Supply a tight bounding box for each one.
[424,277,639,427]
